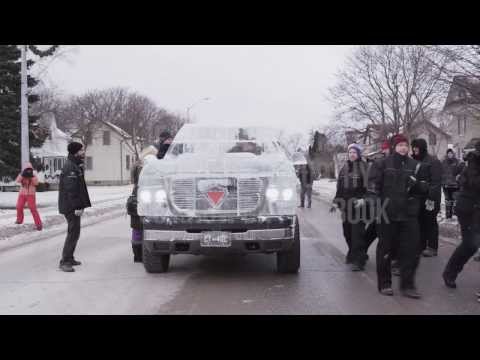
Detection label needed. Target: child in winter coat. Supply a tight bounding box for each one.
[15,162,42,230]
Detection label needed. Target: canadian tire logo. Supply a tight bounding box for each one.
[206,187,227,208]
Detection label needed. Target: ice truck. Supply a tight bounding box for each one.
[137,124,300,273]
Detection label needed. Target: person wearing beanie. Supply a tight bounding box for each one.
[441,148,463,219]
[14,162,43,231]
[367,134,425,299]
[127,146,159,263]
[411,138,443,258]
[58,141,91,272]
[157,132,173,160]
[443,140,480,289]
[381,140,391,157]
[297,159,314,209]
[331,143,370,271]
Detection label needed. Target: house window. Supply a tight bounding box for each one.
[126,155,130,170]
[429,132,437,146]
[103,131,111,145]
[86,157,93,170]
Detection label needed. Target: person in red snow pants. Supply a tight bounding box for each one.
[15,162,42,230]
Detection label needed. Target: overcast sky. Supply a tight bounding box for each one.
[43,45,355,136]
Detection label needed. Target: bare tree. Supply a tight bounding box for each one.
[426,45,480,120]
[53,87,188,154]
[328,45,452,140]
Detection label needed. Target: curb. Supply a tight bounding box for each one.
[0,204,127,253]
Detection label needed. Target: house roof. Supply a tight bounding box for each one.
[409,119,451,139]
[103,121,132,139]
[443,76,480,110]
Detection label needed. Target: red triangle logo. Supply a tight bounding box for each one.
[207,191,225,206]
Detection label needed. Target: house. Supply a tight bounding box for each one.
[73,121,137,186]
[31,113,71,186]
[441,76,480,158]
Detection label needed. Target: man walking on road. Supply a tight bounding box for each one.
[296,161,314,208]
[58,142,91,272]
[368,134,427,299]
[443,141,480,290]
[411,139,443,258]
[441,148,462,220]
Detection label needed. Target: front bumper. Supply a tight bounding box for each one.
[142,215,296,255]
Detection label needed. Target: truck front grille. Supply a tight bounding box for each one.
[170,177,264,215]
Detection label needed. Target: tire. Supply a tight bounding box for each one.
[276,220,300,274]
[143,244,170,273]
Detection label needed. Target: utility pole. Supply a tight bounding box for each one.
[20,45,29,167]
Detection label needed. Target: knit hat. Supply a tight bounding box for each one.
[159,130,171,140]
[411,138,428,153]
[391,134,409,148]
[67,142,83,155]
[381,140,391,151]
[348,143,363,158]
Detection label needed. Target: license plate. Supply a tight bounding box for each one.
[200,231,231,247]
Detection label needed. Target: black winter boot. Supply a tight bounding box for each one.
[442,271,457,288]
[133,244,143,263]
[401,288,421,299]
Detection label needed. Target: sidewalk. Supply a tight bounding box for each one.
[311,179,461,245]
[0,185,133,250]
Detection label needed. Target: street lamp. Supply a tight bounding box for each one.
[186,97,211,120]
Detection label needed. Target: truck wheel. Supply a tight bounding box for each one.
[276,221,300,274]
[143,245,170,273]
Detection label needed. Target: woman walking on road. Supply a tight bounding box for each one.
[331,143,370,271]
[15,162,42,231]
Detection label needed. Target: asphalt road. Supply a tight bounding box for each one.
[0,196,479,314]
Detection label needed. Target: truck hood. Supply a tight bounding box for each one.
[140,153,295,184]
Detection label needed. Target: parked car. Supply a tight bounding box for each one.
[137,124,300,273]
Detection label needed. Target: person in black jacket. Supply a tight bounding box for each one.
[411,138,443,257]
[331,143,370,271]
[157,131,173,159]
[297,161,314,208]
[441,149,463,219]
[58,142,92,272]
[127,147,158,262]
[368,134,427,299]
[442,141,480,289]
[364,140,391,253]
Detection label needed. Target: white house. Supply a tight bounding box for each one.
[31,113,71,185]
[74,121,137,186]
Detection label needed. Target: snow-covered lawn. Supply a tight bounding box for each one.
[0,185,133,243]
[0,185,133,209]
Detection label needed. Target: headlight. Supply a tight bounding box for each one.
[139,190,152,203]
[266,187,279,201]
[282,188,294,201]
[155,189,167,203]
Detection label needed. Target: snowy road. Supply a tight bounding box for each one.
[0,195,479,314]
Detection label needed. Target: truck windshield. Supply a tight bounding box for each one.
[165,125,282,158]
